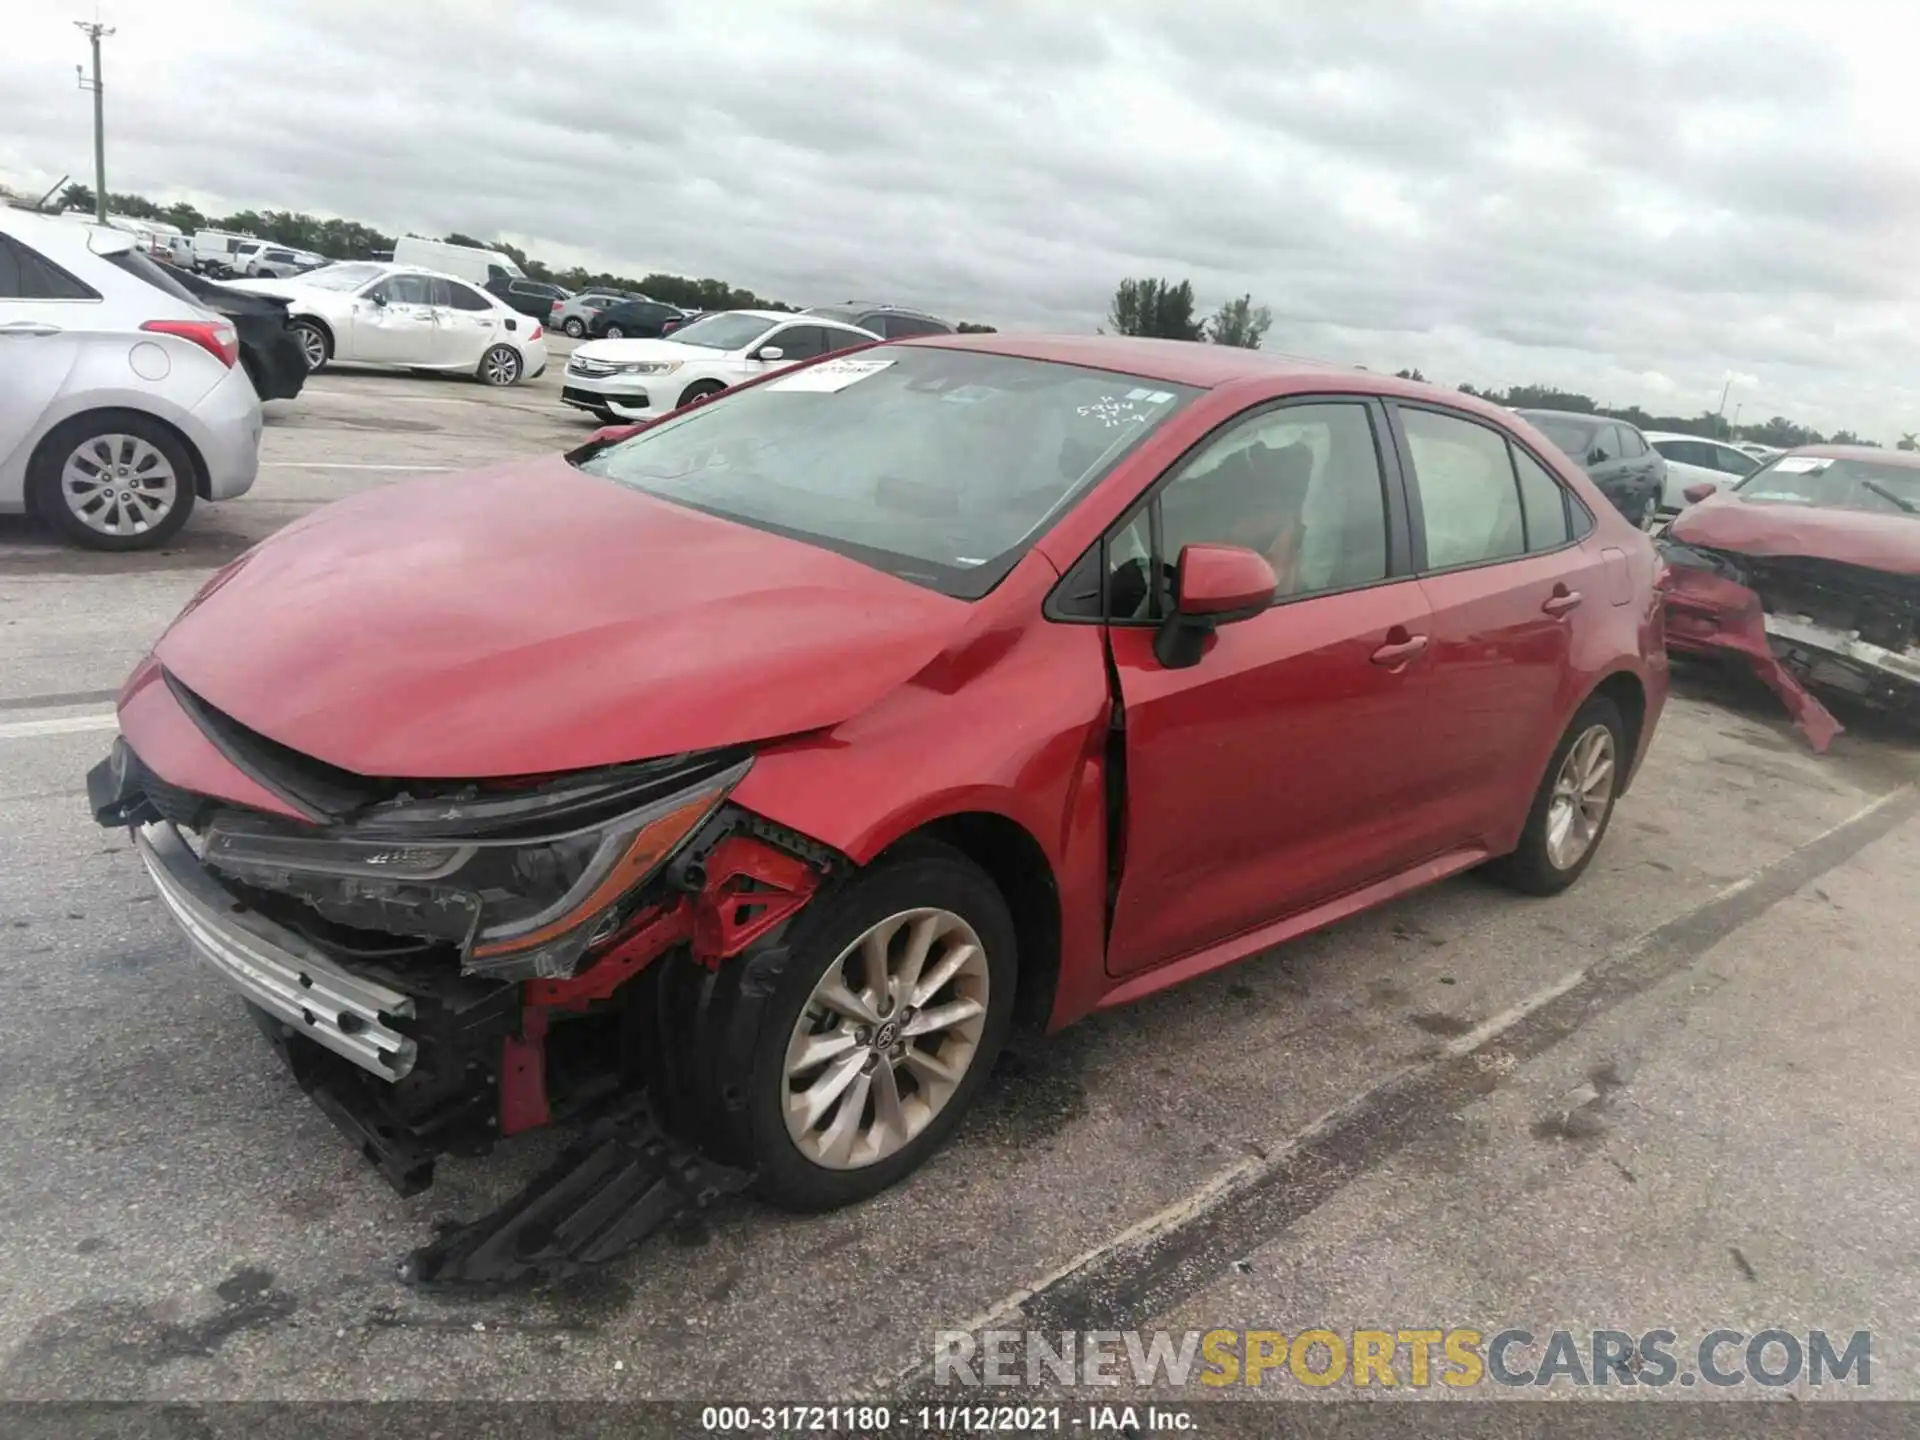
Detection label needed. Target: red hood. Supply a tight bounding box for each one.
[1670,494,1920,577]
[150,458,970,777]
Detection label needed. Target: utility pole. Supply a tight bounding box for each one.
[74,19,115,223]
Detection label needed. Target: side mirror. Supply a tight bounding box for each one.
[754,345,785,362]
[1682,481,1718,505]
[1154,543,1276,669]
[1587,448,1607,465]
[366,292,387,308]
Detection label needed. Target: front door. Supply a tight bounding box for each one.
[351,273,440,364]
[1104,399,1439,977]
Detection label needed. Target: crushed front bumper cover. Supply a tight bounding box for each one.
[134,820,419,1079]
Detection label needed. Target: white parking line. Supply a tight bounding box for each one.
[258,463,456,471]
[0,710,119,742]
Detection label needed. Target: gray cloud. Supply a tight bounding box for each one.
[2,0,1915,437]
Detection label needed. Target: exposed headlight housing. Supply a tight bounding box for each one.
[199,752,750,982]
[619,361,679,375]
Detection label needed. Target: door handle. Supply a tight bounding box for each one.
[0,321,61,337]
[1369,633,1429,667]
[1542,588,1583,617]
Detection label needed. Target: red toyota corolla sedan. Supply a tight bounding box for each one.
[89,335,1667,1216]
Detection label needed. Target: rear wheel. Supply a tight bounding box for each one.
[563,317,586,338]
[476,344,522,387]
[28,412,198,551]
[649,843,1016,1211]
[1485,695,1625,895]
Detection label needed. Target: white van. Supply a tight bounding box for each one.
[391,236,525,288]
[192,230,257,273]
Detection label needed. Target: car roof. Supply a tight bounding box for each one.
[1643,430,1733,444]
[902,331,1515,402]
[1788,444,1920,468]
[0,206,137,256]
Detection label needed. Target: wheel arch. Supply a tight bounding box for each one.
[25,405,211,512]
[1588,668,1649,793]
[868,809,1062,1033]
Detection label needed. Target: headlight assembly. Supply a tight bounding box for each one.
[619,361,679,375]
[198,753,750,982]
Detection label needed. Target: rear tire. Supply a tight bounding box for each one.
[563,318,586,338]
[647,842,1016,1212]
[28,411,198,552]
[1485,695,1626,896]
[476,344,522,387]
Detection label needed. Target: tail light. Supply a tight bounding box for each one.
[141,318,239,369]
[549,301,564,317]
[529,324,543,341]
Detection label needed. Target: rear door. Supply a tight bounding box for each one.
[435,278,502,364]
[1392,404,1609,846]
[0,233,99,483]
[1102,397,1438,976]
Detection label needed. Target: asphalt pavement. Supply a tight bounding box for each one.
[1,356,1916,1407]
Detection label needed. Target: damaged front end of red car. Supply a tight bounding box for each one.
[86,669,845,1283]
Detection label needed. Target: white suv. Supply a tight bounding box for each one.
[560,309,877,421]
[0,208,262,550]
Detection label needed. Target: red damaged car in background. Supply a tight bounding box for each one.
[87,336,1667,1280]
[1660,446,1920,753]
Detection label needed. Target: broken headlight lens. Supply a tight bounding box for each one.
[200,756,750,981]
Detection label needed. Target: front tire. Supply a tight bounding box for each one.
[604,324,626,339]
[28,411,198,552]
[650,843,1017,1211]
[291,319,330,373]
[677,379,725,409]
[1486,695,1625,896]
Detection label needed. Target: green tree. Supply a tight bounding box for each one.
[1108,277,1203,340]
[956,321,998,333]
[59,182,95,213]
[1206,293,1272,349]
[162,201,205,233]
[1396,368,1428,382]
[1899,433,1917,452]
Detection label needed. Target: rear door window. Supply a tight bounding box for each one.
[0,235,100,300]
[880,313,948,337]
[446,281,494,311]
[1400,408,1527,570]
[1512,446,1571,550]
[766,324,829,359]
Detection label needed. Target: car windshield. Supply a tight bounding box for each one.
[296,262,389,291]
[1735,455,1920,518]
[574,347,1199,596]
[1521,413,1599,457]
[667,312,781,351]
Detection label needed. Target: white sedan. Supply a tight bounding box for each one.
[559,308,877,420]
[227,262,547,386]
[1645,431,1761,513]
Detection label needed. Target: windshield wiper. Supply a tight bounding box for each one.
[1862,478,1916,514]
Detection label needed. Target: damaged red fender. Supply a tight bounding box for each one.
[1662,566,1843,753]
[499,834,824,1136]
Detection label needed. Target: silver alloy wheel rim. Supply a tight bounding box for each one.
[296,325,326,370]
[482,347,520,385]
[1545,723,1615,870]
[61,433,178,537]
[606,325,624,338]
[784,907,990,1170]
[565,319,584,337]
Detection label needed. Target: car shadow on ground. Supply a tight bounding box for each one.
[0,515,261,575]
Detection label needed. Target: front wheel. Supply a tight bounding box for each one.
[604,324,626,339]
[677,379,725,409]
[650,843,1017,1211]
[476,344,522,387]
[1485,695,1625,895]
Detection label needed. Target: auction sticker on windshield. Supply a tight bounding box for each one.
[769,358,895,392]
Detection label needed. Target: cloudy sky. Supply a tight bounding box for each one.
[4,1,1916,439]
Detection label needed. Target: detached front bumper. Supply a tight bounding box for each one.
[133,821,419,1079]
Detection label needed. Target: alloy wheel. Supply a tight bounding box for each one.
[60,433,179,539]
[295,324,327,371]
[480,346,521,386]
[606,325,625,339]
[564,318,585,338]
[1545,723,1615,870]
[783,908,990,1170]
